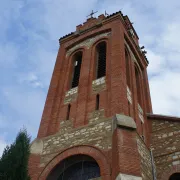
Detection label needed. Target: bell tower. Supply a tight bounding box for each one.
[29,11,154,180]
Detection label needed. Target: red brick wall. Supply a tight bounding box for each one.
[30,13,153,180]
[112,128,141,179]
[37,15,151,139]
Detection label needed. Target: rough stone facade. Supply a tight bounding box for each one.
[137,136,154,180]
[92,77,106,94]
[148,115,180,180]
[40,115,112,168]
[64,87,78,104]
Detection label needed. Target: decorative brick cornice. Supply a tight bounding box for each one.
[59,11,136,43]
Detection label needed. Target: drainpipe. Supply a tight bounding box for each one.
[150,149,157,180]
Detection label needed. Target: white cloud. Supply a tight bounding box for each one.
[147,50,166,75]
[18,72,37,83]
[0,43,19,67]
[150,70,180,116]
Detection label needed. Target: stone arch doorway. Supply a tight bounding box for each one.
[47,155,100,180]
[169,173,180,180]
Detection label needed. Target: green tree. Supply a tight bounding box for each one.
[0,129,31,180]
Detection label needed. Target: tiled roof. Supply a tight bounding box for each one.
[59,32,74,41]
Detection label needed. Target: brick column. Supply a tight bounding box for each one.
[112,114,141,180]
[110,22,128,116]
[37,46,66,138]
[75,48,91,127]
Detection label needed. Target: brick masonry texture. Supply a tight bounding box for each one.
[150,118,180,180]
[66,32,111,57]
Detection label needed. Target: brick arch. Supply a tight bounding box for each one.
[68,47,85,59]
[159,164,180,180]
[38,145,111,180]
[91,37,109,80]
[64,47,85,91]
[92,37,109,48]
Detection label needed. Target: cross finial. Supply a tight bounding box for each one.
[87,10,98,18]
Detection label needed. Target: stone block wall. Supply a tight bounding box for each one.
[149,117,180,180]
[64,87,78,104]
[92,77,106,93]
[137,135,153,180]
[33,115,112,169]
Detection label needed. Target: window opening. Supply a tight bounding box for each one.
[95,94,100,110]
[66,104,71,120]
[71,52,82,88]
[141,121,144,140]
[96,42,106,79]
[169,173,180,180]
[47,155,100,180]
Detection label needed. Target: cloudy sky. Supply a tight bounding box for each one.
[0,0,180,156]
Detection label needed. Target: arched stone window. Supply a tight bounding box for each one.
[169,173,180,180]
[95,41,106,79]
[47,155,100,180]
[70,51,82,88]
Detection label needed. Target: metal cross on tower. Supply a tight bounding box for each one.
[87,10,98,18]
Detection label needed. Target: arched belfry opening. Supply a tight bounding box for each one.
[169,173,180,180]
[70,51,82,88]
[95,41,106,79]
[47,155,100,180]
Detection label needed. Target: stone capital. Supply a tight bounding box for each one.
[30,138,43,155]
[112,114,137,130]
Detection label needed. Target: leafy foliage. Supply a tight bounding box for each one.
[0,129,31,180]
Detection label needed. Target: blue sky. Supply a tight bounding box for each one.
[0,0,180,155]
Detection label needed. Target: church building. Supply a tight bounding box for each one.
[29,11,180,180]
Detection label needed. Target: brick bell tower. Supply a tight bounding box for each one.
[29,11,154,180]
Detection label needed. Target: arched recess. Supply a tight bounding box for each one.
[159,164,180,180]
[135,65,143,107]
[125,47,133,116]
[66,48,84,90]
[169,173,180,180]
[46,155,100,180]
[92,38,108,80]
[38,145,111,180]
[125,47,132,90]
[70,51,83,88]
